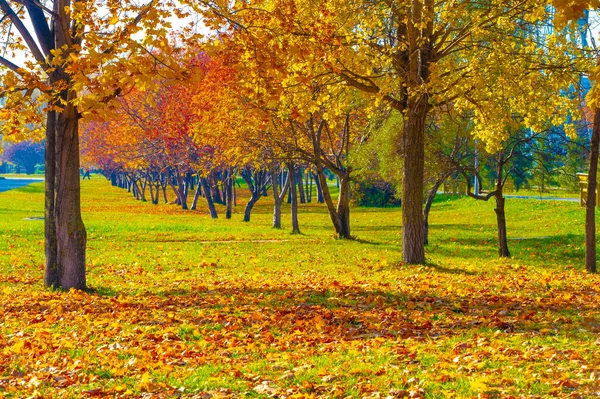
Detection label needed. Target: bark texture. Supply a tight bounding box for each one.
[401,94,428,264]
[586,108,600,273]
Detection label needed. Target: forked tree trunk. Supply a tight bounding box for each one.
[402,94,428,264]
[586,108,600,273]
[48,104,87,290]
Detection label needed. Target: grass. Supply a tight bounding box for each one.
[0,175,599,398]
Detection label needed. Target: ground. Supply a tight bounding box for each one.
[0,177,599,398]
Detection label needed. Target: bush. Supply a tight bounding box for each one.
[351,180,400,207]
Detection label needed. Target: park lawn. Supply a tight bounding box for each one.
[0,177,599,399]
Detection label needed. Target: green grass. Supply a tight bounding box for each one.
[0,175,598,398]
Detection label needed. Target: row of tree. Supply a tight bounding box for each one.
[0,0,598,290]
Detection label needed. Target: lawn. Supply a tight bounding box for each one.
[0,176,599,398]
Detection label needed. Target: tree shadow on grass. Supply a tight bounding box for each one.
[72,281,600,347]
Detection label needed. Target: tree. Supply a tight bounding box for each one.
[0,140,44,174]
[0,1,179,289]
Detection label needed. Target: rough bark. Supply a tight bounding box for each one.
[401,94,428,264]
[53,104,87,290]
[586,108,600,273]
[44,110,58,288]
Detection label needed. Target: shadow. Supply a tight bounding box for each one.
[422,261,480,276]
[21,281,590,348]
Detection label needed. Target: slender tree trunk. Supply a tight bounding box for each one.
[149,178,157,204]
[495,157,510,257]
[297,168,306,204]
[243,197,258,222]
[423,177,448,246]
[200,177,218,218]
[314,172,324,203]
[191,177,202,211]
[44,110,58,288]
[271,167,290,229]
[225,170,233,219]
[287,163,300,233]
[402,94,428,264]
[53,104,87,290]
[495,194,511,258]
[586,108,600,273]
[176,174,188,210]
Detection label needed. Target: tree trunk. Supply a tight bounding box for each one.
[336,174,351,239]
[44,110,58,288]
[423,177,447,246]
[52,104,87,290]
[177,173,188,210]
[243,197,258,222]
[314,173,324,203]
[271,167,290,229]
[495,195,511,257]
[225,170,233,219]
[586,108,600,273]
[200,177,218,218]
[297,168,306,204]
[191,177,202,211]
[287,162,300,233]
[401,94,427,264]
[495,157,510,258]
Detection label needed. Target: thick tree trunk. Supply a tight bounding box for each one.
[200,177,218,218]
[402,94,428,264]
[287,163,300,233]
[52,104,87,290]
[586,108,600,273]
[44,110,58,288]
